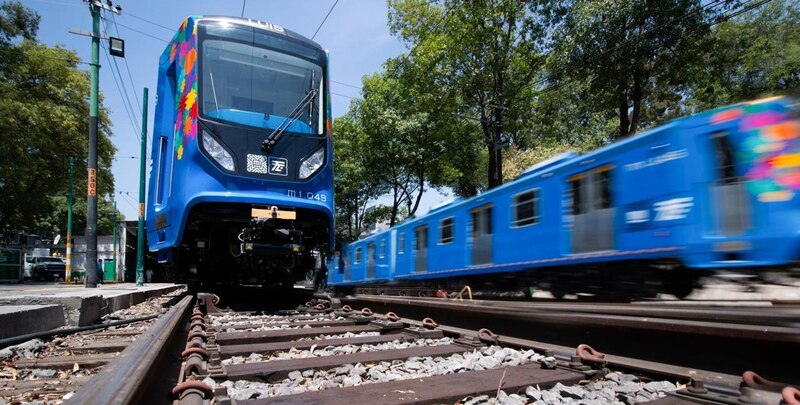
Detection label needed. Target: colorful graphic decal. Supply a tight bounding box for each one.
[169,18,199,161]
[711,100,800,202]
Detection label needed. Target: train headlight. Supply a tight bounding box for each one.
[299,147,324,179]
[201,130,235,171]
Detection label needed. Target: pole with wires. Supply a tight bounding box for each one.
[136,88,148,287]
[77,0,122,288]
[85,1,101,288]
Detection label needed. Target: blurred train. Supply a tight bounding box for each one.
[146,16,334,286]
[328,97,800,298]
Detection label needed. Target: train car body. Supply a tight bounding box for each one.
[147,16,334,286]
[329,97,800,297]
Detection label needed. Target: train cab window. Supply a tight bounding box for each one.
[596,169,612,209]
[379,239,385,258]
[711,132,739,184]
[570,176,586,215]
[512,189,539,227]
[439,217,454,244]
[398,232,405,254]
[415,226,428,251]
[354,247,362,264]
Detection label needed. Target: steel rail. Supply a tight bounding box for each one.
[347,296,800,342]
[65,295,192,405]
[408,296,800,325]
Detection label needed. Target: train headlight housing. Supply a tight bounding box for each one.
[202,130,235,171]
[299,147,324,179]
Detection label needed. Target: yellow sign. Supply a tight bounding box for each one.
[252,207,296,220]
[87,168,97,196]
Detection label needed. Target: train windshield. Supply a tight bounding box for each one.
[198,21,325,135]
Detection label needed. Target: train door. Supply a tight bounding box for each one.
[414,225,428,273]
[710,131,750,235]
[367,242,376,278]
[570,166,614,253]
[345,248,352,281]
[471,205,493,265]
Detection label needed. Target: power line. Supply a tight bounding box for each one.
[117,191,138,212]
[312,0,339,40]
[102,41,142,142]
[332,80,361,90]
[332,92,356,99]
[100,18,141,142]
[111,20,169,43]
[123,12,175,33]
[110,13,142,118]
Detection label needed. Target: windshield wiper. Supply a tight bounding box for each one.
[261,88,318,153]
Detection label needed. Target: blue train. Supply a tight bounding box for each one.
[328,97,800,298]
[146,16,334,286]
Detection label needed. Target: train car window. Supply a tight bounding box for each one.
[711,132,738,184]
[471,206,493,236]
[570,176,585,215]
[512,190,539,226]
[379,239,385,258]
[596,169,612,209]
[155,137,168,205]
[440,217,454,244]
[398,232,405,254]
[415,226,428,250]
[354,247,362,264]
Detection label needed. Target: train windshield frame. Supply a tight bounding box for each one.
[197,20,326,136]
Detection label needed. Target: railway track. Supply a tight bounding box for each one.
[0,288,187,403]
[5,290,797,404]
[344,294,800,385]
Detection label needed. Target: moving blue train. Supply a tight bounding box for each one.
[146,16,334,286]
[328,97,800,298]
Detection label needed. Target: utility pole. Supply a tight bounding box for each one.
[136,88,148,286]
[66,157,74,283]
[76,0,122,288]
[112,200,117,283]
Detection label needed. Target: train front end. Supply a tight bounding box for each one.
[147,16,334,287]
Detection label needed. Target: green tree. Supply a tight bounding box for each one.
[546,0,728,138]
[332,112,385,243]
[0,1,117,241]
[690,0,800,109]
[388,0,546,189]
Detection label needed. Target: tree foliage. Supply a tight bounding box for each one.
[332,112,383,243]
[690,0,800,109]
[388,0,546,188]
[332,0,800,245]
[0,1,118,242]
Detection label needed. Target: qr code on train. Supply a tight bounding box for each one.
[247,154,288,176]
[247,154,269,174]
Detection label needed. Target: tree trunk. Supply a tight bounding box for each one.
[617,78,630,138]
[409,175,424,217]
[629,72,643,135]
[390,183,400,228]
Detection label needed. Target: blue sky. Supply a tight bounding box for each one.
[22,0,451,220]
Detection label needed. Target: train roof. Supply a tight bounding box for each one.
[196,16,325,51]
[160,15,325,63]
[349,96,796,243]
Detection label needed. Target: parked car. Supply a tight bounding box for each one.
[31,256,66,281]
